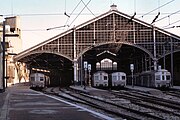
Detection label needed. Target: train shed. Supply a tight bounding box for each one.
[14,5,180,87]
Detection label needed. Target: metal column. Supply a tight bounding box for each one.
[153,26,157,71]
[2,21,6,92]
[73,28,78,83]
[170,38,174,87]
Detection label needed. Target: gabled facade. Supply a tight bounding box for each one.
[14,5,180,85]
[14,7,180,62]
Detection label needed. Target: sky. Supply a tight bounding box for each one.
[0,0,180,50]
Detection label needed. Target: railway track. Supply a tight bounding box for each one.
[117,90,180,110]
[48,87,180,120]
[42,87,180,120]
[110,90,180,118]
[164,90,180,99]
[59,88,165,120]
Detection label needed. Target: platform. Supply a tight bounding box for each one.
[0,84,115,120]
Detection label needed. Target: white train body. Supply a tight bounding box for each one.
[92,71,127,88]
[111,72,126,87]
[154,69,171,88]
[132,69,171,88]
[30,73,50,88]
[93,71,108,87]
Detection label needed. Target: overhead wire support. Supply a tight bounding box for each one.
[141,0,175,18]
[64,12,70,17]
[64,0,70,17]
[46,25,68,31]
[151,12,160,24]
[64,0,82,27]
[129,12,136,22]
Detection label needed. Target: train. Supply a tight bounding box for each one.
[92,71,126,88]
[127,69,171,88]
[111,72,126,87]
[30,73,50,89]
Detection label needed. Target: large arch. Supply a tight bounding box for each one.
[77,42,154,60]
[17,52,73,87]
[75,42,154,85]
[15,50,73,62]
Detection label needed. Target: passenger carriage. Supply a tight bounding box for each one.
[132,69,171,88]
[30,73,50,88]
[92,71,108,87]
[111,72,126,87]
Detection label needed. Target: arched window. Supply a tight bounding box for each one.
[100,58,112,70]
[113,62,117,70]
[96,62,100,70]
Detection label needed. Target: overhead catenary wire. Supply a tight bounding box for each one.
[141,0,175,18]
[3,12,180,17]
[65,0,96,27]
[154,9,180,23]
[163,19,180,29]
[69,0,92,27]
[21,28,65,31]
[64,0,82,26]
[81,0,96,17]
[69,0,82,17]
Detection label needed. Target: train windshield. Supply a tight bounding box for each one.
[166,75,171,80]
[112,76,117,81]
[155,75,161,80]
[104,76,108,80]
[162,75,165,80]
[30,77,35,81]
[40,77,44,81]
[122,76,126,80]
[94,76,99,81]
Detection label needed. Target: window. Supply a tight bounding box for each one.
[40,77,44,81]
[31,77,35,81]
[94,76,99,81]
[113,62,117,70]
[162,75,165,80]
[101,58,112,70]
[122,76,126,80]
[156,75,160,80]
[104,76,108,80]
[96,62,100,70]
[112,76,117,81]
[166,75,171,80]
